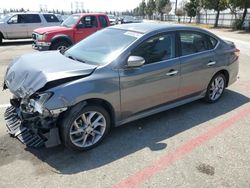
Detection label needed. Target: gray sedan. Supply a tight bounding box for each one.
[3,23,239,151]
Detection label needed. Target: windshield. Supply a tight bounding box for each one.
[61,15,80,28]
[0,14,13,22]
[65,28,142,65]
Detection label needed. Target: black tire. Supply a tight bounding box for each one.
[60,103,111,151]
[204,73,226,103]
[50,40,71,51]
[0,35,2,45]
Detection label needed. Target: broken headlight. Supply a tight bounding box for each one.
[29,92,53,114]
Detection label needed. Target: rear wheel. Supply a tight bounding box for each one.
[60,104,111,151]
[0,35,2,45]
[204,73,226,103]
[51,40,71,51]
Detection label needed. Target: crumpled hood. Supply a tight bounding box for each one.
[33,26,70,34]
[4,51,97,98]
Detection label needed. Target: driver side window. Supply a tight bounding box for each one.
[131,33,176,65]
[8,15,18,24]
[8,14,27,24]
[78,16,97,29]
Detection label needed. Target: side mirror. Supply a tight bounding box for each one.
[7,20,14,24]
[127,56,145,68]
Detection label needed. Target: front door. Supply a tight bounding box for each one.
[119,32,180,119]
[5,14,28,38]
[74,16,98,43]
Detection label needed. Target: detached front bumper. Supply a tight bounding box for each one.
[4,105,61,148]
[32,41,51,51]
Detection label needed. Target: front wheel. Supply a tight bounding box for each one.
[60,104,111,151]
[204,73,226,103]
[50,40,71,51]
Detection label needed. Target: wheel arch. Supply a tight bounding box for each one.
[214,69,229,87]
[84,98,116,127]
[50,35,73,48]
[57,98,116,127]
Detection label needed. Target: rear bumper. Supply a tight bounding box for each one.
[32,41,51,51]
[4,105,61,148]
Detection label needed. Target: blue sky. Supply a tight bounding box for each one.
[0,0,144,12]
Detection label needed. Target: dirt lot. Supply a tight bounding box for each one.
[0,30,249,188]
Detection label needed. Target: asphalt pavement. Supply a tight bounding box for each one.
[0,29,249,188]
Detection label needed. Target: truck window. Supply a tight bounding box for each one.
[78,16,97,28]
[99,16,108,28]
[43,14,60,22]
[21,14,41,23]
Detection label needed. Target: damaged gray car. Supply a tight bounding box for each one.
[4,23,239,151]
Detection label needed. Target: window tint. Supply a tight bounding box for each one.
[99,16,108,28]
[180,32,209,56]
[22,14,41,23]
[131,33,176,64]
[43,14,59,22]
[78,16,97,28]
[209,36,218,49]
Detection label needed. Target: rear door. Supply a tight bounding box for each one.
[74,15,98,43]
[119,32,180,119]
[178,31,216,98]
[25,14,43,37]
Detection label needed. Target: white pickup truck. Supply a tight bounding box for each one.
[0,12,60,44]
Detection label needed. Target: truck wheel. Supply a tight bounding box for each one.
[60,104,111,151]
[0,35,2,45]
[51,41,71,51]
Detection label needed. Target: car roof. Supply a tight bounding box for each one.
[9,12,56,15]
[73,13,107,16]
[111,23,209,34]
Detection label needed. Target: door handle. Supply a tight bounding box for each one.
[166,70,178,76]
[207,61,216,66]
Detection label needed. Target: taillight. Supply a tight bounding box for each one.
[234,48,240,59]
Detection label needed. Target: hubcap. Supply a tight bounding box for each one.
[57,45,68,51]
[209,76,225,101]
[69,111,106,148]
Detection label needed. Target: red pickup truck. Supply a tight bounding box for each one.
[32,13,110,51]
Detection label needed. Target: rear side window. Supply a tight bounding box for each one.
[22,14,41,23]
[43,14,59,22]
[131,33,176,64]
[180,32,210,56]
[99,16,108,28]
[209,36,218,49]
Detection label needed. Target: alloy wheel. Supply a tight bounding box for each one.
[69,111,106,148]
[57,45,68,51]
[209,76,225,101]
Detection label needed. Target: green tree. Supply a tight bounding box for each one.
[156,0,171,21]
[139,0,146,18]
[176,8,185,23]
[203,0,228,27]
[146,0,156,19]
[228,0,250,28]
[184,0,198,23]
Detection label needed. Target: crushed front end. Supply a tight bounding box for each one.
[4,94,66,148]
